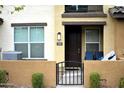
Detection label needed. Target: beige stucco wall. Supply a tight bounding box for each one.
[54,6,64,63]
[0,60,56,88]
[84,61,124,88]
[0,6,55,61]
[115,20,124,58]
[55,5,116,62]
[103,6,116,55]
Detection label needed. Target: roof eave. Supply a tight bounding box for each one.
[109,7,124,19]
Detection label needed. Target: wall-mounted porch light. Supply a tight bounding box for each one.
[57,32,61,41]
[0,18,3,25]
[57,32,63,46]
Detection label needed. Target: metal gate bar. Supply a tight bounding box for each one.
[56,61,83,85]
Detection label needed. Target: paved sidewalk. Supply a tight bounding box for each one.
[56,85,84,88]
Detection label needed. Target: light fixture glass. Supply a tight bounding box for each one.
[57,32,61,41]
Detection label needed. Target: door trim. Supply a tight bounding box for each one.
[62,21,106,25]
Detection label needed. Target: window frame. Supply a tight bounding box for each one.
[85,28,101,52]
[13,26,45,59]
[65,5,103,13]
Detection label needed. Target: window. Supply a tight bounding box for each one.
[65,5,103,13]
[14,26,44,59]
[85,29,101,52]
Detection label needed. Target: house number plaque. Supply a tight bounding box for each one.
[57,42,63,46]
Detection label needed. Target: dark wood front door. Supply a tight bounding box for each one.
[65,26,82,67]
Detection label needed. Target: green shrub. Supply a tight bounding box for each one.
[90,72,101,88]
[32,73,44,88]
[0,69,8,84]
[119,78,124,88]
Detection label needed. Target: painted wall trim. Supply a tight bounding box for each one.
[62,21,106,25]
[11,23,47,27]
[62,13,107,18]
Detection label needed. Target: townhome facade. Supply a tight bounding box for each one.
[0,5,124,87]
[0,5,124,62]
[55,5,124,62]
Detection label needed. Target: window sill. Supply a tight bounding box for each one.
[62,12,107,18]
[22,58,47,61]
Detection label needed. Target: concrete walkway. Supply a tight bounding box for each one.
[56,85,84,88]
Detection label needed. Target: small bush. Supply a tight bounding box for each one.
[0,69,8,84]
[32,73,44,88]
[90,72,101,88]
[119,78,124,88]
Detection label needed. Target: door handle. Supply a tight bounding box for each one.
[78,48,80,54]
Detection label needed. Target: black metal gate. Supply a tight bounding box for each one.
[56,61,83,85]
